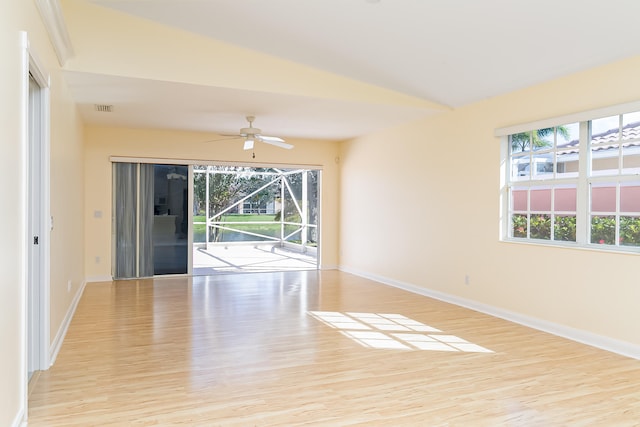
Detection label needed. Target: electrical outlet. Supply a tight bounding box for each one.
[95,256,101,264]
[464,274,470,285]
[67,280,72,292]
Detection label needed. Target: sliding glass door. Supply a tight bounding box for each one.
[192,166,320,274]
[113,162,188,279]
[152,164,189,275]
[113,161,321,277]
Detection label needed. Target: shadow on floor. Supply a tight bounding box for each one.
[192,243,317,275]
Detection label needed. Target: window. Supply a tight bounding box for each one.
[508,124,580,242]
[503,108,640,251]
[589,111,640,247]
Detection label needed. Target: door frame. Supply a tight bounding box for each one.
[24,35,51,378]
[111,157,323,275]
[192,164,321,273]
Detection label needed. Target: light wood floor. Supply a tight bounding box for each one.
[28,270,640,426]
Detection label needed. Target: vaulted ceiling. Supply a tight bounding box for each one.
[58,0,640,141]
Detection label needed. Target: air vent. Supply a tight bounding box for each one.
[94,104,113,113]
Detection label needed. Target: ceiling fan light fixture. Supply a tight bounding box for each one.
[243,139,255,150]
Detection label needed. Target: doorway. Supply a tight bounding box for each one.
[27,62,50,378]
[192,165,320,274]
[113,162,320,277]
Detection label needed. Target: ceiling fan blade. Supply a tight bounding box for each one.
[260,137,294,150]
[258,135,285,143]
[203,135,241,143]
[243,139,255,150]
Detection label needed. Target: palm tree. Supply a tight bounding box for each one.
[511,126,570,152]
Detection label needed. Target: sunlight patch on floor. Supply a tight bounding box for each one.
[308,311,493,353]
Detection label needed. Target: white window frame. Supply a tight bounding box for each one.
[498,101,640,253]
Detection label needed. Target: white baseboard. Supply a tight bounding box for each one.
[85,275,113,283]
[48,280,86,366]
[340,265,640,360]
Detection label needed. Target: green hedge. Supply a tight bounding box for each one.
[530,214,551,240]
[592,216,640,246]
[554,215,576,242]
[620,216,640,246]
[512,214,640,246]
[512,214,527,238]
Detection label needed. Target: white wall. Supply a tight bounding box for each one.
[340,56,640,352]
[0,4,29,424]
[0,1,85,425]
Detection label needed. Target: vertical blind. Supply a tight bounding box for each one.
[113,162,154,279]
[113,162,190,278]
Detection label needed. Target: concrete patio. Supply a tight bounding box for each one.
[192,243,317,275]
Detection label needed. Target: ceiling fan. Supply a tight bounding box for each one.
[218,116,293,151]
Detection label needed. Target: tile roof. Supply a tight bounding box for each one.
[557,121,640,154]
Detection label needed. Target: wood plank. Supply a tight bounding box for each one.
[28,271,640,425]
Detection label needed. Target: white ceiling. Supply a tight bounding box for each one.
[66,0,640,141]
[63,70,439,140]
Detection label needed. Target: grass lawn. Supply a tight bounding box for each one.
[192,214,282,242]
[193,214,277,223]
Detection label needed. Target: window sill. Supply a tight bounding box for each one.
[500,238,640,255]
